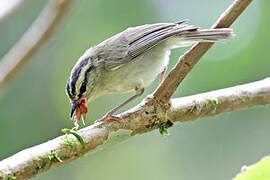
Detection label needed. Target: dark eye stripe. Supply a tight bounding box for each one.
[78,65,94,99]
[70,58,89,97]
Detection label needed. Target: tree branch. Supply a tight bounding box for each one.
[0,0,74,89]
[153,0,252,102]
[0,78,269,180]
[169,78,270,123]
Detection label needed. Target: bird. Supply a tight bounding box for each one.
[66,20,234,124]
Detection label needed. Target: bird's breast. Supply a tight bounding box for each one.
[100,45,171,95]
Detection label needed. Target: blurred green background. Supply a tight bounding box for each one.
[0,0,269,179]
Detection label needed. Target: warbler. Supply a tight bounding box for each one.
[66,20,234,123]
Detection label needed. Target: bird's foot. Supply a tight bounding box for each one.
[95,113,122,124]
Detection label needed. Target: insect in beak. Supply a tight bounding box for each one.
[70,99,88,125]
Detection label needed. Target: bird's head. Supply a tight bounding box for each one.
[66,49,95,124]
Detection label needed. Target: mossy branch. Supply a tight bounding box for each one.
[1,77,269,180]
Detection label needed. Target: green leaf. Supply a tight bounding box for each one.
[234,156,270,180]
[159,120,173,136]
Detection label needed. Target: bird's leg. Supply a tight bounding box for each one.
[106,87,144,117]
[160,67,167,84]
[96,87,144,123]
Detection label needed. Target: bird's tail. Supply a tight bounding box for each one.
[166,26,235,49]
[183,28,235,42]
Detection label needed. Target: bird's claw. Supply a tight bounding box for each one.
[95,113,122,124]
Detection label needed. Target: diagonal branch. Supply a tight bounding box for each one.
[0,0,74,89]
[1,78,269,180]
[153,0,253,102]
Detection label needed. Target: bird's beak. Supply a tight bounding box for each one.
[70,99,88,124]
[70,102,77,118]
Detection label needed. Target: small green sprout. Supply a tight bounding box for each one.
[207,97,219,111]
[47,152,62,162]
[159,120,173,136]
[7,174,16,180]
[62,124,85,149]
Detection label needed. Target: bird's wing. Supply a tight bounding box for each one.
[102,20,197,70]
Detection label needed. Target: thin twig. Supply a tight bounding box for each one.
[0,0,74,89]
[0,77,269,180]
